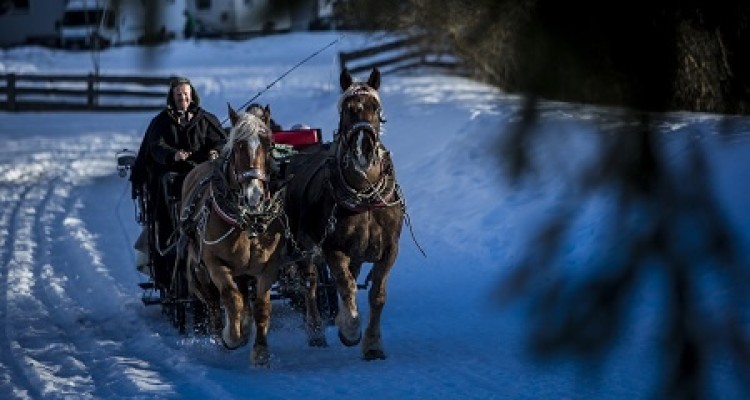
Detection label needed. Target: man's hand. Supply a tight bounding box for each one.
[209,150,219,160]
[175,150,191,161]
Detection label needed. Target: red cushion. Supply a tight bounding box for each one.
[272,128,322,149]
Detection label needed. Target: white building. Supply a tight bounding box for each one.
[58,0,187,48]
[0,0,66,47]
[187,0,336,38]
[0,0,337,48]
[187,0,290,37]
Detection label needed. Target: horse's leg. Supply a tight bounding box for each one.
[236,275,254,337]
[303,257,327,347]
[206,287,223,339]
[207,264,248,350]
[186,245,222,337]
[193,270,222,338]
[196,268,223,338]
[361,256,395,360]
[250,274,273,366]
[327,251,361,346]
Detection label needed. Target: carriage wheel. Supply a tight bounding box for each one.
[191,294,209,335]
[171,263,188,334]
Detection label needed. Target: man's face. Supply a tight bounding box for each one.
[172,83,192,111]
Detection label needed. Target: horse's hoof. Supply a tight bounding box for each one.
[338,328,362,347]
[252,347,271,367]
[220,338,239,350]
[221,334,249,350]
[306,325,328,347]
[362,349,387,361]
[308,336,328,348]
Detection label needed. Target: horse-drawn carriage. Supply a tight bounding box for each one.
[117,68,405,364]
[117,119,338,335]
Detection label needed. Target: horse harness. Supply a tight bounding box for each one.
[328,140,402,212]
[331,86,403,212]
[180,148,284,248]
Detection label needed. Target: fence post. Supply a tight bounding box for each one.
[87,73,95,109]
[7,73,17,111]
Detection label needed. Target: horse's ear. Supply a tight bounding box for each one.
[340,68,353,91]
[228,103,239,126]
[263,105,272,124]
[367,68,381,91]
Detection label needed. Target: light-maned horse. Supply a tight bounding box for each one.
[284,68,404,360]
[177,106,284,366]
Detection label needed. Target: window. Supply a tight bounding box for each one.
[61,10,105,27]
[196,0,211,10]
[103,10,116,29]
[0,0,30,15]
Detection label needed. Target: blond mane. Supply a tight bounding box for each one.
[222,112,270,156]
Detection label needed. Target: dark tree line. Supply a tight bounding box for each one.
[340,0,750,115]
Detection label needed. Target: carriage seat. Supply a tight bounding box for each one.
[272,127,321,150]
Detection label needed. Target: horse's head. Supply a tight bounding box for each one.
[225,105,273,209]
[336,68,385,183]
[246,103,274,129]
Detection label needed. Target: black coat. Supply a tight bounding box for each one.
[149,106,225,172]
[130,105,226,199]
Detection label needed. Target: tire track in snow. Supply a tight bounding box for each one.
[0,183,41,399]
[48,135,178,398]
[49,180,180,399]
[0,134,184,398]
[3,164,97,398]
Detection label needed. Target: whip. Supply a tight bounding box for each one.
[221,34,346,125]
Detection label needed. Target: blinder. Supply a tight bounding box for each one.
[237,168,267,184]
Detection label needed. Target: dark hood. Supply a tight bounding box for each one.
[166,76,200,109]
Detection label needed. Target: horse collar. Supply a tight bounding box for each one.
[209,180,244,229]
[328,156,399,212]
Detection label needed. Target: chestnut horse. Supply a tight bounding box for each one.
[177,106,284,366]
[284,68,404,360]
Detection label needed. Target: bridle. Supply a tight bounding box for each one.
[336,87,384,168]
[206,128,281,238]
[336,121,381,170]
[228,136,269,197]
[330,87,401,211]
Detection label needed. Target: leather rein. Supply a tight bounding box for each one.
[181,137,283,246]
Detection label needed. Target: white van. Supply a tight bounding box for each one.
[58,0,145,49]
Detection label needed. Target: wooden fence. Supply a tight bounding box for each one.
[338,35,464,76]
[0,73,171,112]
